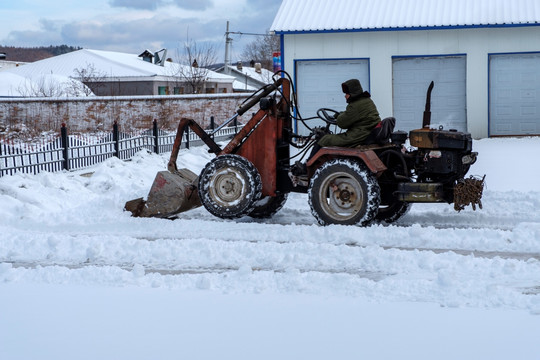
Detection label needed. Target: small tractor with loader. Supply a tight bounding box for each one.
[125,74,484,226]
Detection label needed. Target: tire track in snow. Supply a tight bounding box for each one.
[2,260,390,281]
[130,235,540,262]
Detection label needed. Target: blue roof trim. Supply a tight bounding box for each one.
[392,53,467,59]
[274,22,540,35]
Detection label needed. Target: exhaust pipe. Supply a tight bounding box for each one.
[422,81,434,128]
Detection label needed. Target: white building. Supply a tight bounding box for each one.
[271,0,540,138]
[3,49,235,97]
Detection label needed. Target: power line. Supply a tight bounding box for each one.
[228,31,270,36]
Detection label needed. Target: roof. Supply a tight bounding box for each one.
[217,65,275,84]
[0,72,91,98]
[6,49,234,83]
[271,0,540,33]
[232,80,258,92]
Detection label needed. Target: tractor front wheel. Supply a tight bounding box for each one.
[308,159,380,226]
[198,154,262,219]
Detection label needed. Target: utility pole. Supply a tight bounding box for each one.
[224,21,232,74]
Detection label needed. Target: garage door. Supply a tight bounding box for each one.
[296,59,370,135]
[489,53,540,136]
[393,56,467,133]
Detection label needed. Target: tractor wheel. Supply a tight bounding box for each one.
[375,201,412,224]
[375,149,411,224]
[249,193,288,219]
[198,154,262,219]
[308,159,380,226]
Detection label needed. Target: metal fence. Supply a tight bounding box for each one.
[0,120,241,177]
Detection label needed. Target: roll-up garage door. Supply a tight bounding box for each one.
[393,56,467,133]
[296,59,370,135]
[489,53,540,136]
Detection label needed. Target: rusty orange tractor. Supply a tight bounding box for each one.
[126,75,483,226]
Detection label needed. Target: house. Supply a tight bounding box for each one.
[214,61,275,92]
[270,0,540,138]
[4,49,235,96]
[0,52,26,72]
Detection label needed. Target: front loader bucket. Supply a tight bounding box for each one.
[124,168,201,218]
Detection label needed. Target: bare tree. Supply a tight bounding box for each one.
[16,76,66,97]
[72,63,107,96]
[241,33,280,71]
[172,38,217,94]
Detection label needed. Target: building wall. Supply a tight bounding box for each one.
[89,81,234,96]
[282,26,540,138]
[0,93,250,133]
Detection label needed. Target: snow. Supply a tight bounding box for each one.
[1,137,540,359]
[0,71,91,97]
[5,49,234,85]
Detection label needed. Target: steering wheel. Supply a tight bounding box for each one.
[317,108,339,125]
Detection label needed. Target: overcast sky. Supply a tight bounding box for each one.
[0,0,282,63]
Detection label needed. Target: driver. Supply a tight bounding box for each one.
[318,78,381,148]
[292,79,382,176]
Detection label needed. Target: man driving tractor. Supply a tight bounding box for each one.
[292,78,383,175]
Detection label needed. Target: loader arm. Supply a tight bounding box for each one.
[167,118,222,173]
[168,77,287,172]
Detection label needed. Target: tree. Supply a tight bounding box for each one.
[71,63,107,96]
[171,38,217,94]
[241,33,280,71]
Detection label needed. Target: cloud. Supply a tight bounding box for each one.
[4,18,63,47]
[172,0,214,11]
[0,0,282,63]
[57,16,225,55]
[109,0,164,10]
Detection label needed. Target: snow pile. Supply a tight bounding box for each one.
[1,137,540,359]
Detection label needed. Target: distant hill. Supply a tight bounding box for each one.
[0,45,81,62]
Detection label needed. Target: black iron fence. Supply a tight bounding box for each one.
[0,119,241,177]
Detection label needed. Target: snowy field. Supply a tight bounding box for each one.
[1,137,540,359]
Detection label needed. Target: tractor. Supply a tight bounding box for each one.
[125,74,484,226]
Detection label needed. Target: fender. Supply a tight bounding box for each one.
[306,147,387,176]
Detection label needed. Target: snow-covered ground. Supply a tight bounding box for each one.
[1,137,540,359]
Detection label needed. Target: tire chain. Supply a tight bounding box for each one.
[454,175,486,212]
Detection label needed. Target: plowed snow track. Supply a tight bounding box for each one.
[2,193,540,306]
[2,139,540,312]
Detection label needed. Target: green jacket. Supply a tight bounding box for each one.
[318,81,381,147]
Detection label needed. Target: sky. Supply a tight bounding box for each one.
[0,0,282,63]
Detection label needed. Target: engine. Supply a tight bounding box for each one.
[409,127,477,183]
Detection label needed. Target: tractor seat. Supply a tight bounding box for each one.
[363,117,396,145]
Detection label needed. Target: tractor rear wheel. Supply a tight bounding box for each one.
[198,154,262,219]
[375,201,411,224]
[308,159,380,226]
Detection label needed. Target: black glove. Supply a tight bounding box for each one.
[313,126,328,140]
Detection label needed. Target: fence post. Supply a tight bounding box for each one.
[210,116,215,140]
[234,116,238,135]
[61,123,70,171]
[185,126,190,149]
[113,122,120,158]
[153,119,160,154]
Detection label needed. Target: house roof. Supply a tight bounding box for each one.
[217,65,275,84]
[6,49,234,83]
[271,0,540,33]
[232,80,258,92]
[0,72,91,98]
